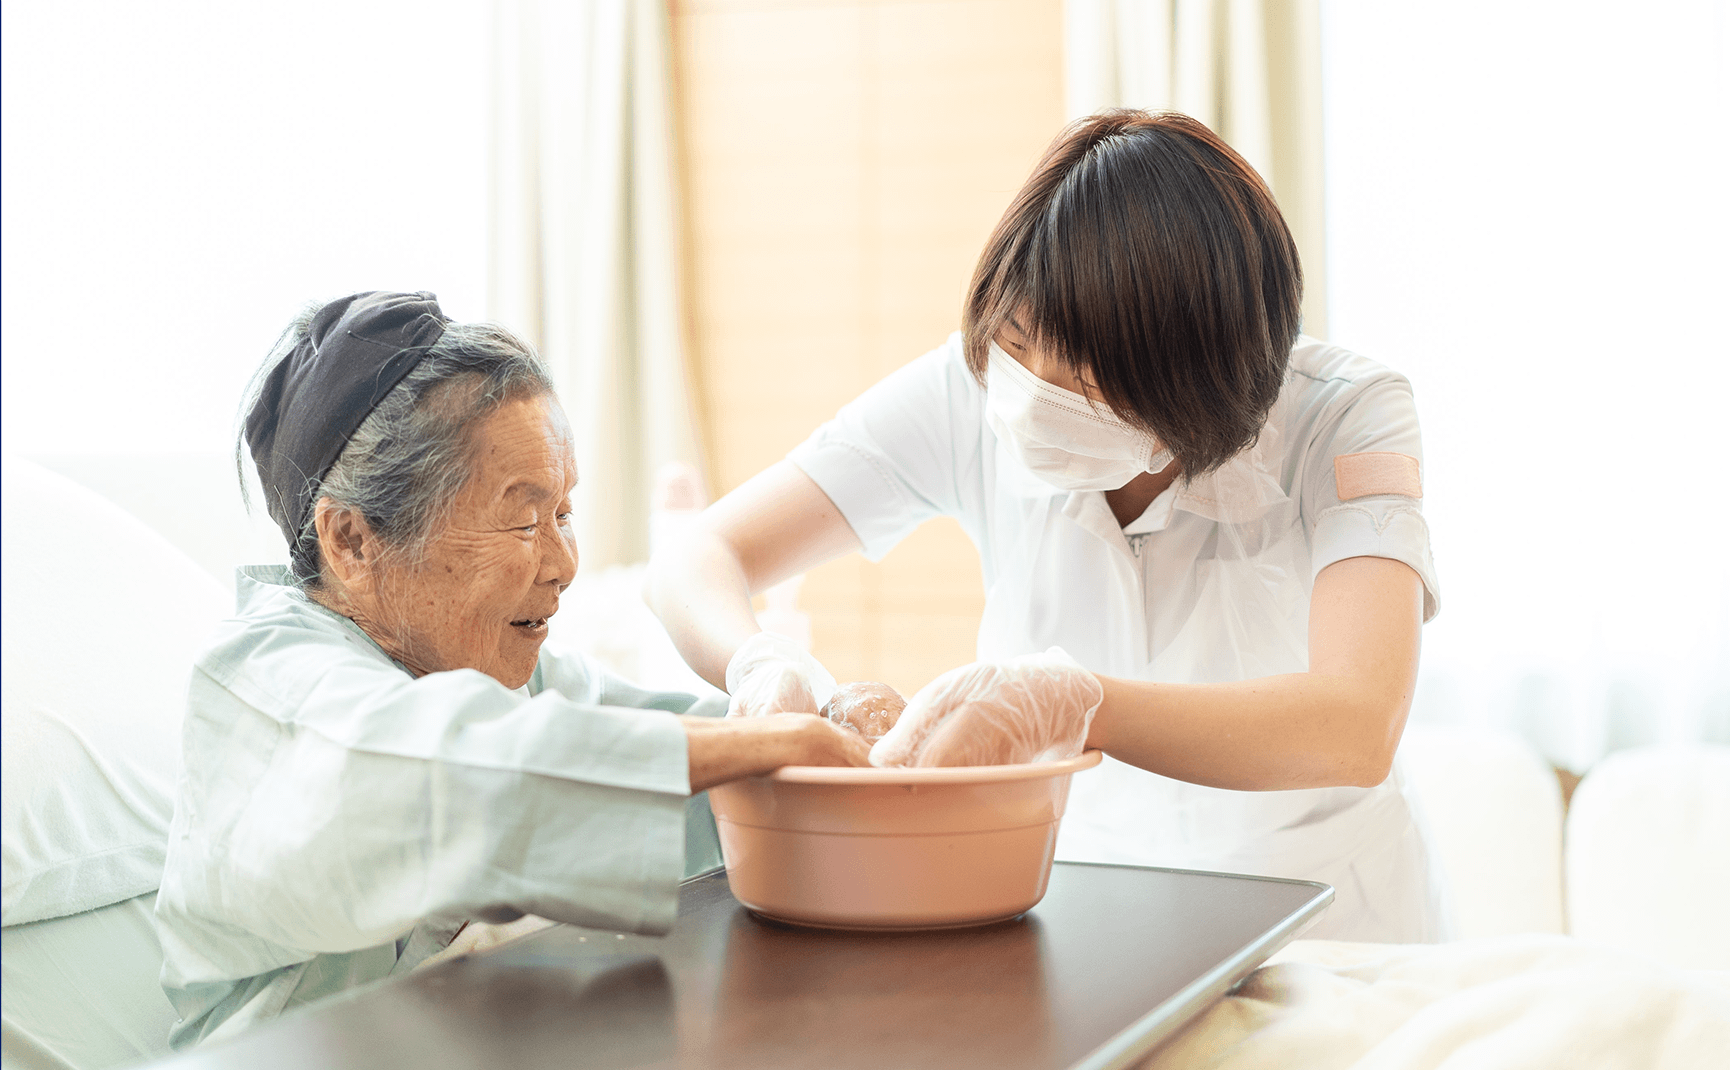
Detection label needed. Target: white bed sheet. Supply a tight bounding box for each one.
[2,893,175,1070]
[1139,934,1730,1070]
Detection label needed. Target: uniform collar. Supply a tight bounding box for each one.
[1170,403,1292,525]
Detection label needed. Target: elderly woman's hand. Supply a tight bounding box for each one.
[682,712,871,792]
[868,648,1103,768]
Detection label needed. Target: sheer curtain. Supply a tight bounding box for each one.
[1321,0,1730,769]
[1,0,703,581]
[0,0,489,588]
[490,0,707,569]
[1064,0,1329,336]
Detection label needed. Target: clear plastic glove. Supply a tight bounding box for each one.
[724,631,838,718]
[869,647,1103,768]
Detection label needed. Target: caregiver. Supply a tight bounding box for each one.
[646,111,1446,942]
[154,292,868,1047]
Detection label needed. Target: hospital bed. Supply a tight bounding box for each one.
[1,458,224,1069]
[3,456,1726,1069]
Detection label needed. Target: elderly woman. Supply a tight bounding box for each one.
[153,292,868,1047]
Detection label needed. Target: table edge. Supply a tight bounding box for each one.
[1061,862,1335,1070]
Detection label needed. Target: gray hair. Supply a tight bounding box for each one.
[239,304,556,587]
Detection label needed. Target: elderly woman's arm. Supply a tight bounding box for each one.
[682,712,869,790]
[532,643,872,788]
[160,666,689,952]
[157,629,857,1009]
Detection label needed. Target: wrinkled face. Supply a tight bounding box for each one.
[373,395,579,688]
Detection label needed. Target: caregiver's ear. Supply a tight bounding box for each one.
[313,497,382,591]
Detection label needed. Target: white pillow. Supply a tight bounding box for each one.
[1567,744,1730,969]
[1398,724,1566,939]
[2,457,229,926]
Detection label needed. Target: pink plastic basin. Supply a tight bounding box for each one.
[708,750,1103,930]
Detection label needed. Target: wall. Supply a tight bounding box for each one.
[670,0,1066,696]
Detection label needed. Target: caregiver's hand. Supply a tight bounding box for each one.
[869,648,1104,768]
[724,631,838,718]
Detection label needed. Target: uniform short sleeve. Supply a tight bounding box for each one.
[787,334,984,561]
[1299,371,1443,622]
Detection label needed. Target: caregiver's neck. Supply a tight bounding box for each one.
[1106,462,1184,528]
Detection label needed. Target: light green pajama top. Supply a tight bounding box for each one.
[153,566,724,1049]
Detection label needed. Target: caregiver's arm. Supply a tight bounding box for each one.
[1087,555,1422,790]
[646,461,863,690]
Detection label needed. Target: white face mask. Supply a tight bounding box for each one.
[985,341,1174,492]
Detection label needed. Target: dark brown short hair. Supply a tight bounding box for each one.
[963,110,1302,476]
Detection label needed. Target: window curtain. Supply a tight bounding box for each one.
[1063,0,1327,338]
[489,0,707,568]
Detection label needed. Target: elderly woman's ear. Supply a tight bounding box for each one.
[312,497,382,597]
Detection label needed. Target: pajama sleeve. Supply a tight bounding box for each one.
[156,610,697,1025]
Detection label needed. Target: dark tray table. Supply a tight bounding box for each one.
[160,861,1330,1070]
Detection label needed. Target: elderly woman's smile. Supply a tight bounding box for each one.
[315,394,580,688]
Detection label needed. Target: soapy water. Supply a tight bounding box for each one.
[820,682,907,742]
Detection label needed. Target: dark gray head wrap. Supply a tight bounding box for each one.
[244,291,449,548]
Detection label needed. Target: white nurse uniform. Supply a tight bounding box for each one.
[788,333,1448,942]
